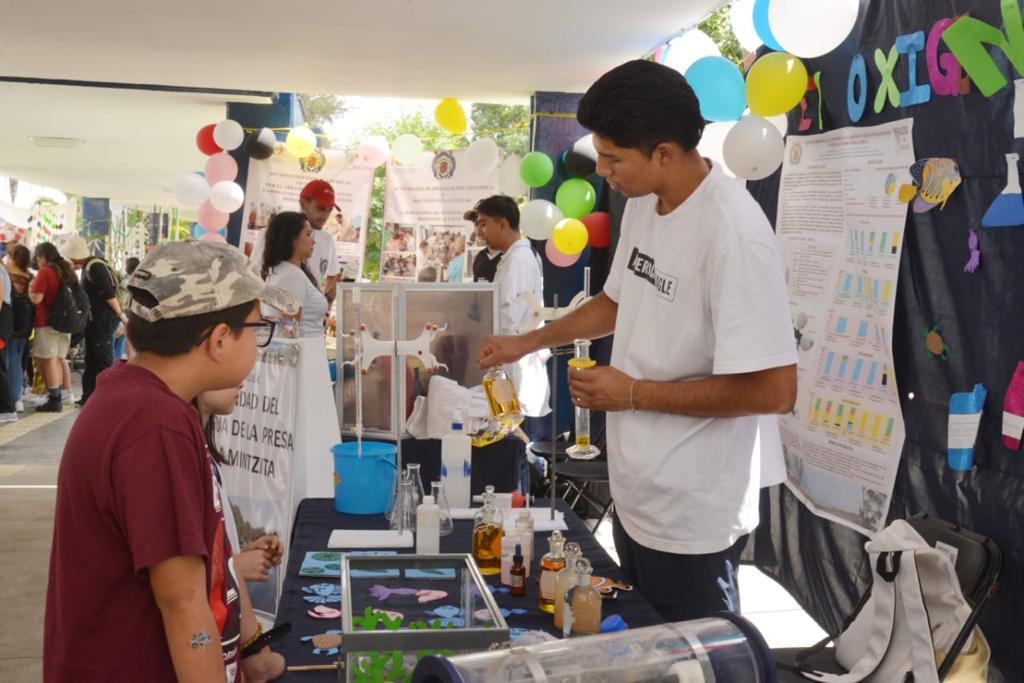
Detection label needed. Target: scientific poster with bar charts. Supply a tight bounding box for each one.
[776,119,915,536]
[382,150,498,282]
[213,346,299,620]
[242,148,375,279]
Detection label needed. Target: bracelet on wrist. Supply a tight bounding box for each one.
[241,623,264,652]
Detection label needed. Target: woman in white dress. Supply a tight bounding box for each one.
[259,211,328,339]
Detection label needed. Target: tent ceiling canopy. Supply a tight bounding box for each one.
[3,1,721,99]
[0,0,723,206]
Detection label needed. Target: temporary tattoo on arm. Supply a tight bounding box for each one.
[190,631,213,650]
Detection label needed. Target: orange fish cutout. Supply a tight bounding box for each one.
[898,158,961,212]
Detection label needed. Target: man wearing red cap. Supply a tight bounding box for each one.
[249,179,341,301]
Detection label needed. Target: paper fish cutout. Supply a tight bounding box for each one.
[964,228,981,273]
[898,158,961,212]
[307,605,342,620]
[924,323,949,360]
[425,605,464,627]
[302,583,342,604]
[369,585,448,603]
[300,630,342,656]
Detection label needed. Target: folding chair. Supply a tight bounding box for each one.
[773,512,1002,681]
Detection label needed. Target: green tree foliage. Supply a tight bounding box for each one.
[358,105,527,281]
[470,103,529,157]
[300,94,347,129]
[698,6,743,67]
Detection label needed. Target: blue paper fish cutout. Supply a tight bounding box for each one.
[898,158,961,212]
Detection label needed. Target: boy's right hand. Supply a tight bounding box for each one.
[234,549,273,582]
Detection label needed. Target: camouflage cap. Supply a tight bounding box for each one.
[126,240,299,322]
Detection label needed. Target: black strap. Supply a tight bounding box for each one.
[241,622,291,658]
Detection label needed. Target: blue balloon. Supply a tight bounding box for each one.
[753,0,784,51]
[685,57,747,121]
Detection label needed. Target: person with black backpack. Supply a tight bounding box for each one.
[63,235,126,406]
[29,242,88,412]
[4,244,33,413]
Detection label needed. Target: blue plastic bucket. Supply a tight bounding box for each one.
[332,441,397,515]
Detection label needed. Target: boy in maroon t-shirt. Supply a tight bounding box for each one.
[43,241,297,682]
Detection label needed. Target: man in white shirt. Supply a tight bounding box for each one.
[478,60,797,621]
[250,180,341,301]
[470,195,549,419]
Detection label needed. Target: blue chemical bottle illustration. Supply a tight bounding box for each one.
[981,153,1024,228]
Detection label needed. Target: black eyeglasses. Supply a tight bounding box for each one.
[195,319,276,348]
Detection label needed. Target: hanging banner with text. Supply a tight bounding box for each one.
[243,149,375,279]
[382,151,498,282]
[777,119,916,537]
[213,346,299,619]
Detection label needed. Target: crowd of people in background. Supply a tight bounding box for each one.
[0,237,138,420]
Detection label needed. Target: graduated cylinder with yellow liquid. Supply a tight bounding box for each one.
[567,339,601,460]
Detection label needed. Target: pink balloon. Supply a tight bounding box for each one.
[197,201,229,231]
[545,238,582,267]
[199,232,227,243]
[204,152,238,185]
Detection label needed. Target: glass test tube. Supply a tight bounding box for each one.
[566,338,601,460]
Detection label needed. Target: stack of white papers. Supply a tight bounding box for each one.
[327,529,414,549]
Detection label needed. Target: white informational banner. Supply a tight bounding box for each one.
[382,151,498,282]
[214,347,298,619]
[242,149,375,279]
[215,338,339,620]
[776,119,916,536]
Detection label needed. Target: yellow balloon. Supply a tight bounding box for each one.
[435,98,468,135]
[745,52,808,117]
[286,126,317,157]
[551,218,589,255]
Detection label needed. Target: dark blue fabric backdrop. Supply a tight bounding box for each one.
[742,1,1024,677]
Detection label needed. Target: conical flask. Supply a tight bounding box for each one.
[981,153,1024,228]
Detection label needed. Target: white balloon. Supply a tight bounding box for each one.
[498,154,529,197]
[208,180,245,213]
[173,173,209,207]
[767,113,789,137]
[723,115,784,180]
[520,199,564,240]
[662,29,720,76]
[464,138,500,175]
[358,136,390,167]
[769,0,859,58]
[572,134,598,161]
[730,0,763,52]
[698,121,737,177]
[212,119,245,152]
[391,134,422,165]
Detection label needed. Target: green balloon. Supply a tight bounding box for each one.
[519,151,554,188]
[554,178,596,219]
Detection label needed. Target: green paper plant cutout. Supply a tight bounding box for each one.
[350,610,455,682]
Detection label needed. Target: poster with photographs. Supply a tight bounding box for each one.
[243,148,374,279]
[411,225,474,283]
[383,149,498,282]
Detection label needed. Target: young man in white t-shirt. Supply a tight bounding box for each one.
[250,180,341,301]
[478,60,797,621]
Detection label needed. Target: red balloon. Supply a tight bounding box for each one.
[581,211,611,248]
[196,124,222,156]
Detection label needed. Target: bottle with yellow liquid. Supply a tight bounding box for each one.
[472,485,504,575]
[538,530,566,613]
[482,367,525,427]
[566,339,601,460]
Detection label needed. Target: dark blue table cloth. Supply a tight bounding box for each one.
[270,498,664,681]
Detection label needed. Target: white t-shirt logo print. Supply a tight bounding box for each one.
[626,246,678,301]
